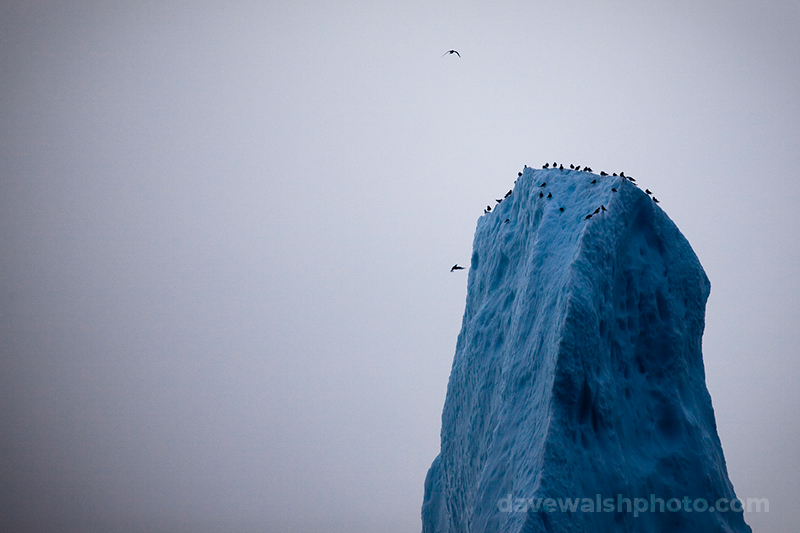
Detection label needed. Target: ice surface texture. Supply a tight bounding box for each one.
[422,167,750,533]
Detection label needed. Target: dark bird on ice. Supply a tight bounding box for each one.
[504,218,510,223]
[611,187,617,192]
[540,182,547,187]
[601,205,606,211]
[593,207,600,215]
[450,264,465,272]
[505,190,512,198]
[585,214,593,220]
[546,192,552,198]
[652,197,660,203]
[645,189,652,195]
[441,50,461,57]
[570,164,575,169]
[518,172,523,177]
[600,171,608,176]
[486,205,492,212]
[539,192,544,198]
[543,163,550,168]
[559,207,564,212]
[591,179,597,184]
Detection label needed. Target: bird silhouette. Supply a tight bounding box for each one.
[546,192,552,198]
[450,264,465,272]
[652,197,659,203]
[645,189,652,195]
[441,50,460,57]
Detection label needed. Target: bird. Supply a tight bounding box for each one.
[600,171,608,176]
[543,163,550,168]
[504,218,510,223]
[518,172,522,177]
[496,198,503,203]
[586,167,592,172]
[486,205,492,212]
[601,205,606,211]
[593,207,600,214]
[441,50,460,57]
[559,207,564,212]
[546,192,552,198]
[627,176,636,182]
[505,190,512,198]
[553,162,557,167]
[540,182,547,187]
[620,171,625,177]
[570,164,575,169]
[645,189,652,195]
[653,197,659,203]
[539,192,544,198]
[450,264,465,272]
[612,173,618,176]
[591,179,597,184]
[585,214,593,220]
[611,187,617,192]
[559,164,563,170]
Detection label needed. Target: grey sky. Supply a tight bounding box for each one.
[1,1,798,531]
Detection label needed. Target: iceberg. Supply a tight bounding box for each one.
[422,166,750,532]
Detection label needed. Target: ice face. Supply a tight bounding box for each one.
[422,167,750,533]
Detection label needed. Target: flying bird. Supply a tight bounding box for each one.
[441,50,461,57]
[450,264,465,272]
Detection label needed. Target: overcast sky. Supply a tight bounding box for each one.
[1,1,798,532]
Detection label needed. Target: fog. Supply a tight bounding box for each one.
[2,1,799,531]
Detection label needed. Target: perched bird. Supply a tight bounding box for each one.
[559,164,564,170]
[586,167,592,172]
[450,264,465,272]
[518,172,522,177]
[627,176,636,182]
[486,205,492,212]
[546,192,552,198]
[553,162,557,167]
[645,189,652,195]
[600,171,608,176]
[504,218,510,223]
[585,214,593,220]
[591,179,597,184]
[611,187,617,192]
[620,171,625,177]
[559,207,564,212]
[593,207,600,214]
[441,50,461,57]
[653,197,660,203]
[601,205,606,211]
[612,173,618,176]
[570,164,575,169]
[496,198,503,203]
[539,192,544,198]
[505,190,512,198]
[540,182,547,187]
[543,163,550,168]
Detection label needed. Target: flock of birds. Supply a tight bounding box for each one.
[451,162,661,272]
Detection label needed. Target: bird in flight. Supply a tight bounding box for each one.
[441,50,461,57]
[450,264,465,272]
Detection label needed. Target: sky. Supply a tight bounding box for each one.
[1,1,798,532]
